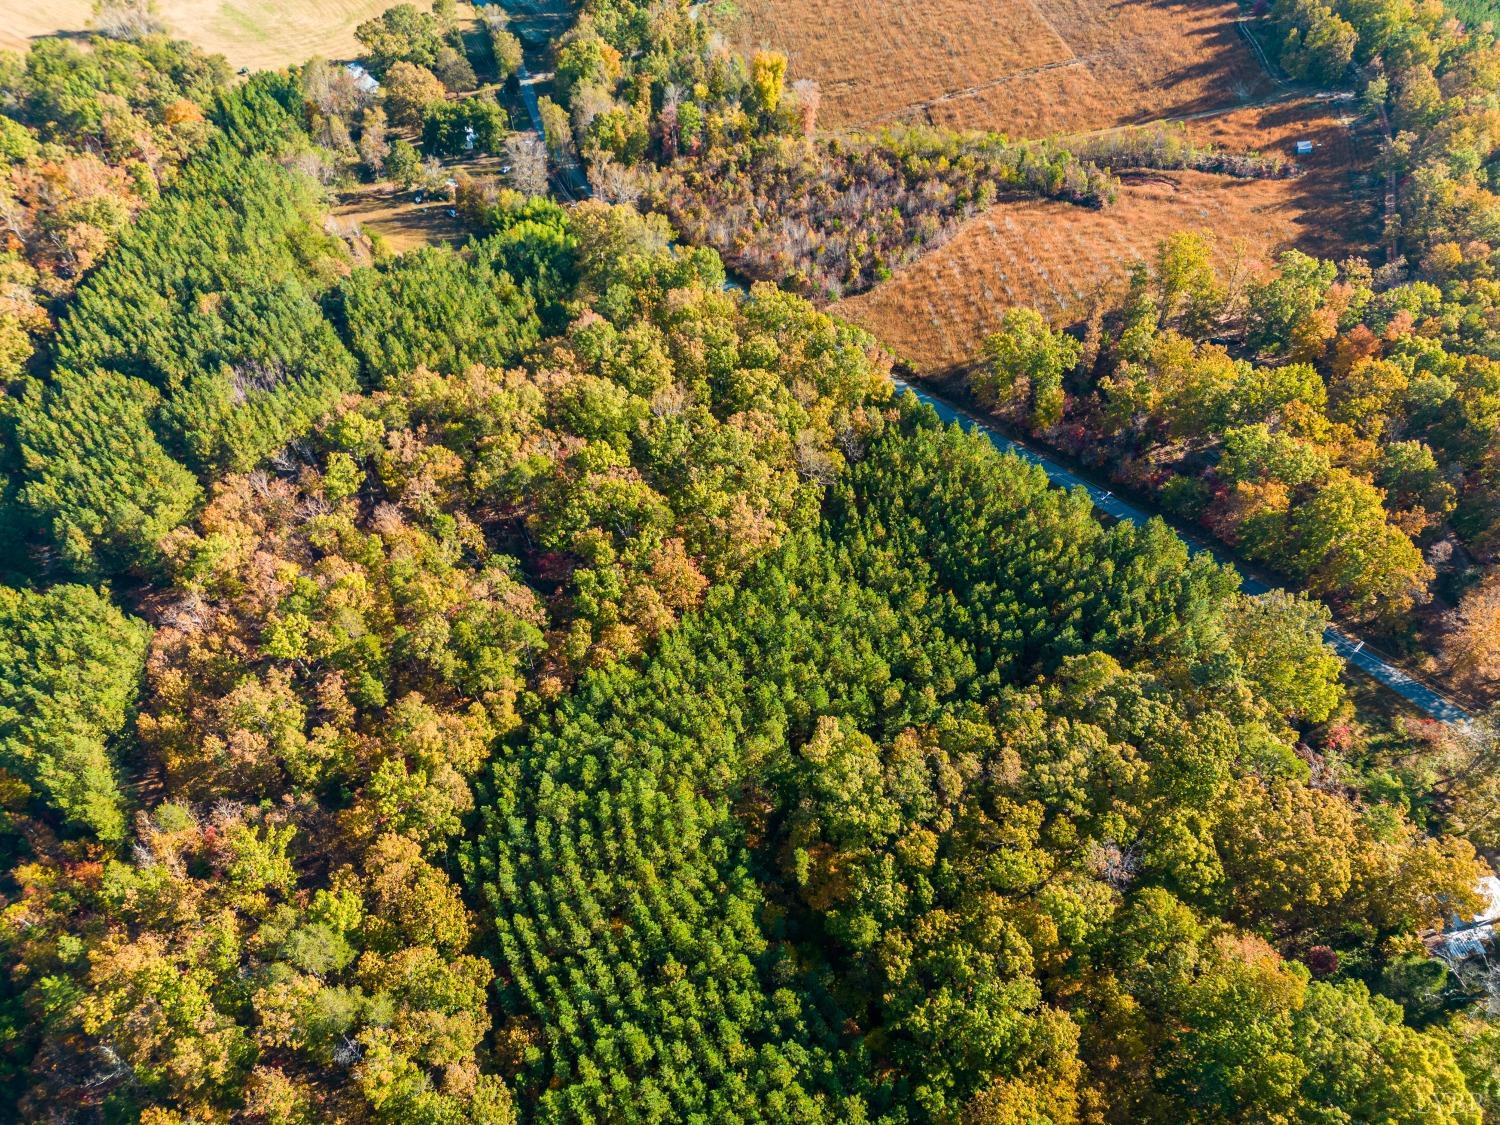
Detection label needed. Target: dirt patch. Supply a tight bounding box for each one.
[333,185,471,254]
[332,153,506,253]
[832,100,1380,376]
[735,0,1276,137]
[0,0,434,69]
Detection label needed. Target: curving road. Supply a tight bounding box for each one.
[893,377,1472,723]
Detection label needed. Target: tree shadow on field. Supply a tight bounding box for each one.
[1161,101,1382,261]
[1102,0,1280,124]
[34,28,92,43]
[1277,123,1383,259]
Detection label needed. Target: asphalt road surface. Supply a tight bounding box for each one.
[893,377,1472,724]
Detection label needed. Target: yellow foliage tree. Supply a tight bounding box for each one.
[751,50,788,115]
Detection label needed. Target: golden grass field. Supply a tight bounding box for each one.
[770,0,1381,380]
[832,98,1378,376]
[0,0,433,69]
[735,0,1276,136]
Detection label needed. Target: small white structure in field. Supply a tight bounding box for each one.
[1295,140,1314,156]
[345,63,380,96]
[464,125,477,152]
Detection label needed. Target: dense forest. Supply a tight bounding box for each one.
[0,1,1496,1122]
[962,0,1500,702]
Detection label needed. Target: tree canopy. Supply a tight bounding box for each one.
[0,6,1495,1123]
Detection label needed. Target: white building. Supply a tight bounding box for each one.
[1437,875,1500,962]
[345,63,380,96]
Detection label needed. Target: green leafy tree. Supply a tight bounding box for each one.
[1245,250,1338,355]
[355,3,457,78]
[380,60,446,129]
[421,96,508,156]
[1274,0,1358,83]
[490,28,523,80]
[386,136,422,187]
[0,584,148,840]
[1294,980,1481,1124]
[12,368,201,575]
[1284,470,1433,621]
[1156,231,1227,335]
[977,307,1081,430]
[339,240,541,385]
[1224,591,1343,724]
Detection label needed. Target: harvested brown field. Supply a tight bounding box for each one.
[734,0,1276,137]
[728,0,1075,129]
[1174,95,1375,258]
[0,0,433,70]
[832,98,1380,377]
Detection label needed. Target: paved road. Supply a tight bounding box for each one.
[500,0,593,201]
[894,377,1472,723]
[512,64,592,200]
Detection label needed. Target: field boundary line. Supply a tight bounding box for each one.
[843,24,1282,132]
[1018,0,1079,67]
[1236,17,1289,87]
[846,54,1091,129]
[1058,88,1324,143]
